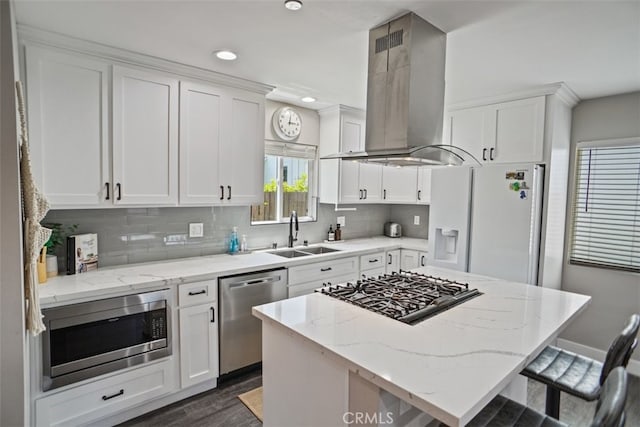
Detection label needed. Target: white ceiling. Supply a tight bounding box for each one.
[14,0,640,109]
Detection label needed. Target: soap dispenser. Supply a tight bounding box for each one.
[229,227,239,253]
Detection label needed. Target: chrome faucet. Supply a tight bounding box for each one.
[288,211,299,248]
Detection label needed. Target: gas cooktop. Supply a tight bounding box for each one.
[317,271,482,325]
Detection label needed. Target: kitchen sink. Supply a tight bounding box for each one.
[268,249,312,258]
[298,246,341,255]
[268,246,341,258]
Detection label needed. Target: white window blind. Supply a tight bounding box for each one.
[569,138,640,272]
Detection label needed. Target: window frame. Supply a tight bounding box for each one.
[250,143,318,225]
[568,136,640,273]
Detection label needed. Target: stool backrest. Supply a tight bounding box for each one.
[591,367,628,427]
[600,314,640,385]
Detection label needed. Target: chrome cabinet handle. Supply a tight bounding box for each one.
[188,290,206,296]
[490,147,495,161]
[116,183,122,201]
[220,185,224,200]
[320,267,332,272]
[227,185,231,200]
[105,182,110,200]
[210,307,215,323]
[102,389,124,401]
[482,148,487,161]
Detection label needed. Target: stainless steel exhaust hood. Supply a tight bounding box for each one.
[323,12,480,166]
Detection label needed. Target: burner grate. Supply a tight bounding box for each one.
[317,271,482,325]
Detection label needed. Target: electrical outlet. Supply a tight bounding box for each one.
[189,223,204,238]
[337,216,346,226]
[414,216,420,225]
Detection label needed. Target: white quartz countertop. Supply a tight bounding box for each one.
[252,266,591,426]
[38,236,427,307]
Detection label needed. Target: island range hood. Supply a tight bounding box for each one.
[323,12,480,166]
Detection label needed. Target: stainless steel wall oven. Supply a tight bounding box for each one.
[41,289,171,391]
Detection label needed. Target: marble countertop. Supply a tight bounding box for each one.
[252,266,591,426]
[39,236,427,307]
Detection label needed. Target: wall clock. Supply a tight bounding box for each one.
[272,106,302,141]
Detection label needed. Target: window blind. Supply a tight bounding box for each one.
[265,140,317,159]
[569,139,640,272]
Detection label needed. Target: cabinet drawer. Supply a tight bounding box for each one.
[179,280,216,306]
[288,273,358,298]
[288,256,358,285]
[360,266,386,279]
[35,360,174,427]
[359,252,385,271]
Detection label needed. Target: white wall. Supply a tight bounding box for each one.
[560,92,640,360]
[0,0,27,424]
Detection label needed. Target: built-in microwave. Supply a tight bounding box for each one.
[41,289,171,391]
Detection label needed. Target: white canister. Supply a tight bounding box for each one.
[46,254,58,277]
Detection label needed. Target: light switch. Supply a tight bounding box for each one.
[337,216,346,226]
[189,223,204,238]
[414,216,420,225]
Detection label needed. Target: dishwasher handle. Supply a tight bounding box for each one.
[227,275,282,289]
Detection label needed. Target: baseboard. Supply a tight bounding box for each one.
[556,338,640,377]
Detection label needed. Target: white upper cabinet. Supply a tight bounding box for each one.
[25,45,110,207]
[417,168,432,205]
[382,167,418,203]
[338,161,382,203]
[446,95,546,164]
[340,113,365,153]
[491,96,545,163]
[219,92,265,205]
[179,82,224,205]
[113,66,179,205]
[359,163,383,202]
[338,160,360,203]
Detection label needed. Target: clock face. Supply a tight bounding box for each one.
[273,107,302,141]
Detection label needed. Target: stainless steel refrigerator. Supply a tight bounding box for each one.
[428,163,545,285]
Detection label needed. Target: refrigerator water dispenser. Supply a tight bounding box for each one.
[434,228,459,262]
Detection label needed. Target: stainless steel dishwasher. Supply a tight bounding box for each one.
[219,268,288,375]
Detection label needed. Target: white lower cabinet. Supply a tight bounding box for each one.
[400,249,428,270]
[288,256,358,298]
[178,281,218,388]
[35,360,174,427]
[386,250,400,273]
[359,252,385,278]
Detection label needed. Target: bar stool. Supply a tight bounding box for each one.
[522,314,639,418]
[463,366,628,427]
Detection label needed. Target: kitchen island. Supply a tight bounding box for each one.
[252,266,591,427]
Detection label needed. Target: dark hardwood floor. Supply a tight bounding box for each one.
[118,369,262,427]
[119,369,640,426]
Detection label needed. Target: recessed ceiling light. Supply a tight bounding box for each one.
[284,0,302,11]
[214,50,237,61]
[301,96,316,103]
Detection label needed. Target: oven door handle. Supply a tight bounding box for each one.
[49,300,166,330]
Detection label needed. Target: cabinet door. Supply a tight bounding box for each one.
[179,304,218,388]
[445,107,488,163]
[25,46,110,207]
[417,168,432,205]
[219,92,265,205]
[340,114,365,153]
[359,163,383,202]
[179,82,224,205]
[400,249,420,270]
[339,160,361,203]
[113,66,179,205]
[386,250,400,273]
[490,96,545,163]
[382,166,418,203]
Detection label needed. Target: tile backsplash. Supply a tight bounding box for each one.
[43,203,428,269]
